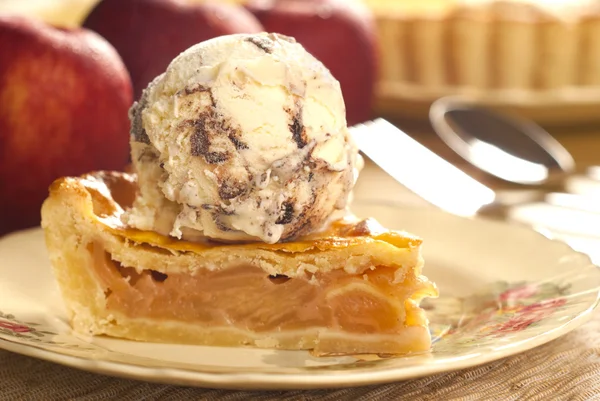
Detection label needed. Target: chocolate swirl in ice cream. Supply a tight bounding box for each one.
[122,33,361,244]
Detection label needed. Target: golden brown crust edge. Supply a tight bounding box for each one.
[42,172,424,278]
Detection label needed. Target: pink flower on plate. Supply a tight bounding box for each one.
[493,298,567,335]
[499,284,539,303]
[0,320,32,333]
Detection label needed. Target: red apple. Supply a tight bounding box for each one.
[83,0,264,99]
[0,15,133,236]
[245,0,378,125]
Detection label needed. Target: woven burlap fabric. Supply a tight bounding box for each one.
[1,311,600,401]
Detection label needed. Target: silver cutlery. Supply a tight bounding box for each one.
[349,119,600,263]
[429,96,575,186]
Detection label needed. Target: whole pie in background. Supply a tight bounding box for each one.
[367,0,600,125]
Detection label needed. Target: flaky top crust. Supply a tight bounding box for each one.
[42,171,424,279]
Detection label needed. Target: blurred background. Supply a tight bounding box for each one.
[1,0,599,237]
[3,0,600,124]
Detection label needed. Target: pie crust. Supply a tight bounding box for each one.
[41,171,438,356]
[368,0,600,102]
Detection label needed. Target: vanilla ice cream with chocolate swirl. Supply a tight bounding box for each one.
[122,33,362,244]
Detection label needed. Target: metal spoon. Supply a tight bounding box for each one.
[429,96,576,186]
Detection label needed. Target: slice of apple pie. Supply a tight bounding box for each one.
[41,171,438,356]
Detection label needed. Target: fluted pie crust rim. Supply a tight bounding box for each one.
[371,0,600,124]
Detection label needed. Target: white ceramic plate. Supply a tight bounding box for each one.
[0,204,599,390]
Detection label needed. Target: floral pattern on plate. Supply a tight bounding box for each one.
[426,281,581,353]
[0,312,97,352]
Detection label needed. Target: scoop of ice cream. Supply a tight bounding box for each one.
[123,32,361,244]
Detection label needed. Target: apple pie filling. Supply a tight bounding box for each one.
[92,241,431,336]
